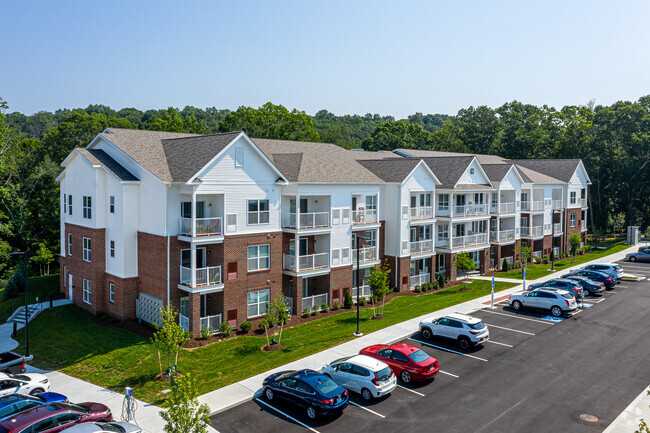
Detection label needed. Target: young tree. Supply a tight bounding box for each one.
[151,306,190,376]
[264,295,290,347]
[516,245,532,273]
[569,233,582,263]
[161,373,211,433]
[368,261,391,317]
[454,252,476,289]
[30,243,54,276]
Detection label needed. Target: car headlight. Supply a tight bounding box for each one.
[39,379,48,384]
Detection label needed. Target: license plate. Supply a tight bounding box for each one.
[429,365,434,371]
[336,397,342,403]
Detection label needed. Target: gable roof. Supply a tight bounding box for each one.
[356,158,423,183]
[510,159,584,184]
[419,156,484,189]
[75,148,139,182]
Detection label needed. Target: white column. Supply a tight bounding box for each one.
[295,234,300,272]
[191,190,197,237]
[450,192,454,217]
[190,243,197,288]
[497,190,501,214]
[296,194,301,229]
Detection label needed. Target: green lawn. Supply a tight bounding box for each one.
[498,240,630,280]
[0,275,60,323]
[16,279,516,405]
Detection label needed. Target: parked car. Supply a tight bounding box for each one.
[0,373,51,398]
[320,354,396,401]
[508,289,578,317]
[60,421,142,433]
[0,393,68,422]
[262,369,349,420]
[529,279,584,299]
[561,275,606,296]
[562,269,616,289]
[359,343,439,383]
[626,250,650,263]
[0,402,112,433]
[637,245,650,253]
[582,264,623,281]
[0,353,27,375]
[419,313,489,349]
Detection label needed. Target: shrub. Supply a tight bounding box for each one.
[344,291,354,309]
[218,322,234,337]
[358,297,366,306]
[302,308,310,318]
[240,321,253,333]
[502,258,509,272]
[258,318,270,331]
[414,286,422,293]
[199,327,211,340]
[437,273,445,288]
[543,255,549,264]
[320,303,329,313]
[331,301,340,311]
[431,281,439,290]
[311,306,318,316]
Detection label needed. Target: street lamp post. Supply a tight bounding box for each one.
[550,209,560,272]
[9,251,29,357]
[353,235,366,337]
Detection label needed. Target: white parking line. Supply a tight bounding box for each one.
[349,401,386,418]
[255,398,320,433]
[484,323,535,336]
[581,298,605,304]
[396,384,425,396]
[486,340,513,348]
[439,370,460,378]
[481,309,554,325]
[408,338,489,362]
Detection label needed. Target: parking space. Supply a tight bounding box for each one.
[212,261,650,433]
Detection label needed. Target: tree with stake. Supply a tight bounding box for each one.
[151,306,189,378]
[454,252,476,289]
[368,261,391,317]
[516,245,532,273]
[161,373,211,433]
[264,296,290,348]
[569,233,582,263]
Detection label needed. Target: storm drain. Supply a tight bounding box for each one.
[580,414,599,423]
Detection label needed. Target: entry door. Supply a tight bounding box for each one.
[68,274,73,300]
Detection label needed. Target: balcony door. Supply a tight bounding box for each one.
[455,224,465,237]
[181,248,206,268]
[474,193,484,204]
[411,258,427,276]
[181,201,205,219]
[289,198,308,214]
[289,238,308,256]
[456,195,466,206]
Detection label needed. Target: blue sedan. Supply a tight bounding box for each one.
[562,269,616,289]
[582,264,623,282]
[262,369,349,420]
[0,392,68,422]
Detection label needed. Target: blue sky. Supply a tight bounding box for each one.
[2,0,649,117]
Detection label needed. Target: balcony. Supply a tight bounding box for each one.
[452,204,489,217]
[451,233,488,249]
[581,220,587,231]
[410,206,434,220]
[283,252,329,272]
[352,246,378,263]
[490,229,515,243]
[521,201,544,212]
[351,284,371,300]
[410,239,434,254]
[520,226,543,237]
[352,209,377,225]
[552,200,562,209]
[302,293,328,312]
[200,314,222,334]
[410,273,430,288]
[491,202,515,214]
[581,198,587,207]
[532,251,542,259]
[544,224,552,235]
[282,212,329,229]
[180,265,222,287]
[179,217,223,236]
[553,223,562,234]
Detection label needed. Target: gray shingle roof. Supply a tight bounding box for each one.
[356,158,422,182]
[510,159,582,183]
[481,164,514,183]
[418,156,480,189]
[76,148,139,182]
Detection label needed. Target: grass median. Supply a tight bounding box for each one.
[17,279,516,405]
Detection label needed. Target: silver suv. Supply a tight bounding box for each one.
[419,313,489,349]
[509,289,578,317]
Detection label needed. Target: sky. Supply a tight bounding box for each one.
[2,0,650,118]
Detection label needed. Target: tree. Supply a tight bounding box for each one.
[516,246,532,271]
[147,107,209,134]
[3,268,24,300]
[454,252,476,288]
[30,242,54,276]
[569,234,582,263]
[362,120,429,151]
[264,295,290,347]
[367,261,391,317]
[343,290,353,309]
[151,306,190,376]
[160,373,211,433]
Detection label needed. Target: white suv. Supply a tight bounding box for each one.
[509,288,577,317]
[419,313,489,349]
[320,354,396,400]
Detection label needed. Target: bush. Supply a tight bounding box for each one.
[431,281,439,290]
[358,297,366,306]
[414,286,421,293]
[320,303,329,313]
[199,327,212,340]
[437,273,445,288]
[543,255,549,264]
[344,291,353,309]
[218,322,234,337]
[258,318,269,331]
[240,321,253,333]
[311,306,318,316]
[3,269,26,300]
[302,308,310,318]
[331,301,340,311]
[502,258,509,272]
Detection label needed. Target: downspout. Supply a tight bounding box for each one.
[166,184,170,308]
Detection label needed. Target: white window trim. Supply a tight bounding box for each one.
[247,289,270,318]
[247,244,270,271]
[570,214,577,227]
[68,195,72,216]
[82,279,91,305]
[109,283,115,303]
[570,191,577,205]
[109,196,115,214]
[110,241,115,258]
[82,237,91,262]
[63,194,67,215]
[82,196,92,219]
[67,233,72,256]
[247,199,270,225]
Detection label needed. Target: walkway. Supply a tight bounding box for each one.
[0,299,72,353]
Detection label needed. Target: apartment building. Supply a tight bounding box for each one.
[57,129,590,336]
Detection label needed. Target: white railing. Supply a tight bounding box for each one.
[410,206,433,220]
[553,223,562,233]
[497,202,515,213]
[581,220,587,231]
[352,209,377,225]
[283,212,330,229]
[581,198,587,207]
[179,314,189,331]
[180,265,222,287]
[544,224,552,235]
[520,226,543,237]
[532,201,544,211]
[179,217,223,236]
[283,253,330,271]
[452,204,488,217]
[410,239,434,254]
[490,229,515,242]
[532,251,542,259]
[553,246,560,256]
[521,201,530,211]
[352,246,377,263]
[410,273,430,288]
[451,233,488,248]
[302,293,328,312]
[351,284,371,300]
[505,256,514,265]
[200,314,222,334]
[552,200,562,209]
[436,236,449,247]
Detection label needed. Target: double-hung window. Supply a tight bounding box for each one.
[247,244,270,271]
[570,214,576,227]
[67,233,72,255]
[63,194,67,214]
[109,283,115,303]
[109,196,115,213]
[82,238,92,262]
[68,195,72,215]
[82,279,91,304]
[247,289,269,317]
[82,196,92,219]
[247,200,269,225]
[110,241,115,258]
[570,191,577,205]
[438,194,449,211]
[437,225,449,240]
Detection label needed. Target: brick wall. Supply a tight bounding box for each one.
[565,208,582,250]
[330,265,352,304]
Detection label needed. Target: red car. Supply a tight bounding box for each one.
[0,402,111,433]
[360,343,439,383]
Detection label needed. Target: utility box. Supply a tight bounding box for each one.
[626,226,639,245]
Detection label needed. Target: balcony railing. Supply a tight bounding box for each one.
[451,233,488,248]
[581,198,587,207]
[452,204,488,217]
[352,209,377,225]
[532,251,542,259]
[505,256,514,265]
[179,314,189,331]
[521,201,544,212]
[490,229,515,242]
[283,212,330,229]
[491,202,515,214]
[180,265,222,287]
[410,239,434,254]
[352,246,377,263]
[200,314,222,334]
[552,200,562,209]
[179,217,223,236]
[410,273,430,288]
[410,206,434,220]
[521,226,543,237]
[553,247,560,256]
[302,293,328,312]
[553,223,562,233]
[581,220,587,231]
[544,224,552,235]
[283,252,330,272]
[351,284,371,300]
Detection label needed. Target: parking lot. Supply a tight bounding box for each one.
[212,259,650,433]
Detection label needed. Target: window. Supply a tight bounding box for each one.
[109,196,115,213]
[438,194,449,210]
[247,200,269,225]
[82,279,91,304]
[109,283,115,303]
[110,240,115,258]
[437,224,449,239]
[570,214,576,227]
[82,196,92,219]
[227,262,238,280]
[82,237,91,262]
[63,194,67,214]
[365,195,377,210]
[67,233,72,255]
[235,147,245,167]
[491,193,498,206]
[68,195,72,215]
[247,289,269,317]
[570,191,577,205]
[247,245,270,271]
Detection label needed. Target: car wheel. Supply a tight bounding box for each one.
[400,371,412,383]
[29,388,44,396]
[361,388,373,401]
[264,387,274,401]
[512,300,522,311]
[551,306,562,317]
[306,406,317,420]
[630,256,637,262]
[458,337,471,350]
[421,328,432,340]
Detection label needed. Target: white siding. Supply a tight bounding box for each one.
[456,160,491,186]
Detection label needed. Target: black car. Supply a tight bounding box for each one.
[562,275,606,296]
[562,269,616,289]
[262,369,349,420]
[529,279,584,299]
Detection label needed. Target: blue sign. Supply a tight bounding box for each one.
[523,268,526,279]
[492,276,495,289]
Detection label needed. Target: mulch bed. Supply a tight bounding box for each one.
[261,344,286,352]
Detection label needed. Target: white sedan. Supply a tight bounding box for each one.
[0,372,51,397]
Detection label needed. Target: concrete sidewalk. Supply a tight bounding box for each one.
[0,299,72,353]
[198,243,640,415]
[603,385,650,433]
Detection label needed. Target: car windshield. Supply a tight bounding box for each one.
[562,293,574,300]
[583,278,597,285]
[467,322,485,330]
[375,367,392,381]
[4,374,29,381]
[95,424,124,432]
[408,350,430,364]
[614,265,622,270]
[313,378,339,395]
